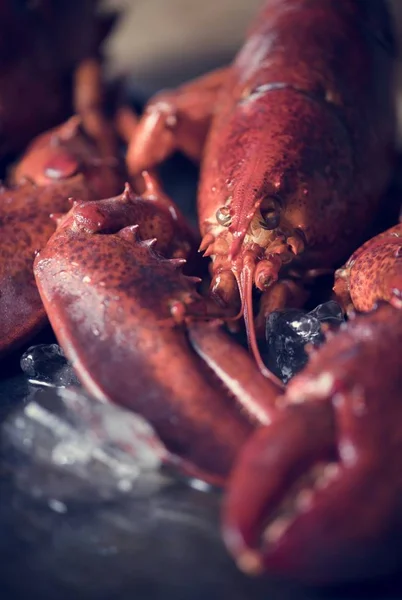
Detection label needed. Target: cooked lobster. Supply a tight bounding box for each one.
[127,0,395,375]
[1,0,402,588]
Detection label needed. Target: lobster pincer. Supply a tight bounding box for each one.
[223,302,402,583]
[33,185,281,485]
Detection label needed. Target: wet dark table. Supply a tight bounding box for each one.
[1,145,402,600]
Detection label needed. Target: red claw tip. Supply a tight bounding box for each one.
[142,170,159,197]
[117,225,140,241]
[169,258,187,268]
[122,181,134,198]
[237,550,264,576]
[141,237,158,249]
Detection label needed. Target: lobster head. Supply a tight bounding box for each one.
[199,83,354,375]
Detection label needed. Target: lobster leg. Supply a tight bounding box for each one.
[74,57,104,117]
[73,57,119,159]
[126,67,228,175]
[188,321,282,423]
[114,107,165,195]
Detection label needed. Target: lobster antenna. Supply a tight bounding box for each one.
[234,266,284,389]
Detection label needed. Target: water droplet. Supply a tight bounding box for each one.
[48,499,67,514]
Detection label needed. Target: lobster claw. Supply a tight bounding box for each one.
[223,401,336,580]
[0,117,123,357]
[34,190,263,486]
[223,303,402,584]
[333,222,402,314]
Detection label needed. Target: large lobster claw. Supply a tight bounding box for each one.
[34,187,281,485]
[223,302,402,583]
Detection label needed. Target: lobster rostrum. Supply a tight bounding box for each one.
[128,0,395,375]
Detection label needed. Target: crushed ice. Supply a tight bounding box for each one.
[20,344,81,388]
[2,386,169,503]
[264,300,345,383]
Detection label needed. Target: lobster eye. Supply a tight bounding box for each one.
[259,195,281,230]
[216,206,232,227]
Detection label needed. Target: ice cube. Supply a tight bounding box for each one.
[264,309,323,383]
[287,311,322,340]
[308,300,344,325]
[2,387,169,503]
[263,301,345,383]
[20,344,81,388]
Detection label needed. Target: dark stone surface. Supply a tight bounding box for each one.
[0,348,301,600]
